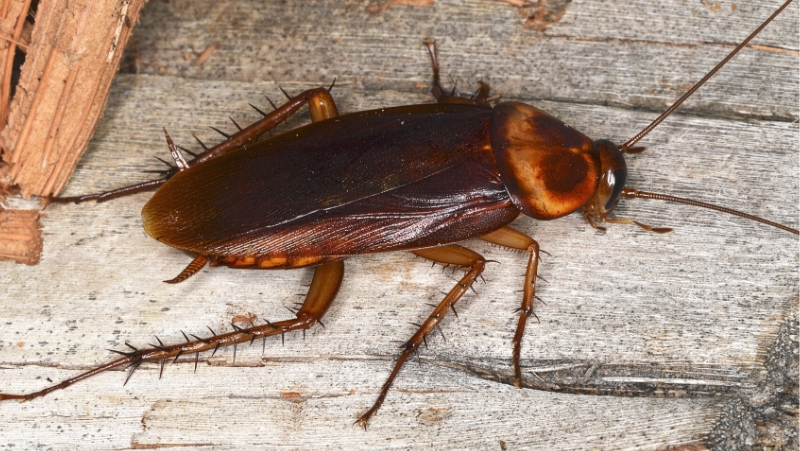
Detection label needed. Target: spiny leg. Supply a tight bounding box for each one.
[355,245,485,429]
[480,226,540,387]
[50,87,340,204]
[161,89,342,283]
[168,87,339,164]
[582,210,672,234]
[424,40,490,107]
[0,260,344,403]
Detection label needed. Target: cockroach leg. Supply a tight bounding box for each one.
[0,260,344,403]
[355,245,485,429]
[480,226,541,387]
[249,103,268,117]
[154,156,175,169]
[424,40,491,107]
[180,87,340,162]
[49,87,340,204]
[471,81,491,105]
[210,126,232,139]
[193,134,210,151]
[229,116,243,131]
[631,221,672,234]
[581,211,607,233]
[176,145,198,158]
[601,217,673,234]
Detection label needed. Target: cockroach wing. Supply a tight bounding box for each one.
[142,104,498,258]
[214,152,520,262]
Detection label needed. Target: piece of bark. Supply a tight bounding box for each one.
[2,0,148,198]
[0,203,40,263]
[0,0,147,263]
[0,0,32,133]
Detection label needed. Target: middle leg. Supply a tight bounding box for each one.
[355,244,485,428]
[480,226,541,387]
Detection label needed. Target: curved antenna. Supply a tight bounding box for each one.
[621,188,799,235]
[621,0,794,152]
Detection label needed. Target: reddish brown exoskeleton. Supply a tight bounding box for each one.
[1,0,796,429]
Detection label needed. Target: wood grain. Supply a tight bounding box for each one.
[1,0,797,449]
[1,0,149,198]
[0,0,149,262]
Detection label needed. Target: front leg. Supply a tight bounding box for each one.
[480,226,541,387]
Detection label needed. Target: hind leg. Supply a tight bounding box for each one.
[52,86,340,203]
[0,260,344,402]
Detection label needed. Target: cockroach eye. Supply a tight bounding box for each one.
[606,168,627,210]
[592,139,627,213]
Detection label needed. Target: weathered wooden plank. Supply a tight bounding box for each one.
[4,363,722,450]
[123,0,798,119]
[1,0,797,449]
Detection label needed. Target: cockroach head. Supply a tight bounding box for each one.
[581,139,626,221]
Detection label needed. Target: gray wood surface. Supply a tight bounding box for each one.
[1,0,797,449]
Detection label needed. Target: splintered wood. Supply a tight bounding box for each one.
[0,0,146,263]
[0,206,40,264]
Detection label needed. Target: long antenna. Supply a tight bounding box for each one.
[621,0,794,151]
[622,188,799,235]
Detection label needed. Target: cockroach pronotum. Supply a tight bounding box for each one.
[1,0,797,441]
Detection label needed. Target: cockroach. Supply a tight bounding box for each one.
[1,0,796,432]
